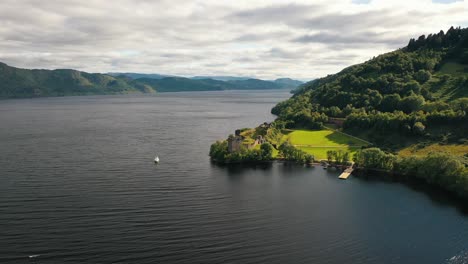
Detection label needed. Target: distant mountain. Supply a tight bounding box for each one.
[133,77,236,92]
[132,77,290,92]
[108,72,172,79]
[228,78,283,90]
[0,62,304,98]
[191,76,252,81]
[0,62,150,98]
[114,73,304,88]
[272,78,304,89]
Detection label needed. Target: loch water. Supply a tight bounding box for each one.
[1,90,467,264]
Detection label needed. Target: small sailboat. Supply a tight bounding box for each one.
[154,156,160,163]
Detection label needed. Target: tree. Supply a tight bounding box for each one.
[305,154,314,164]
[343,152,350,165]
[398,94,425,113]
[334,150,344,164]
[380,94,401,112]
[403,81,421,95]
[414,70,431,84]
[326,150,334,163]
[412,122,426,135]
[260,143,273,160]
[353,148,396,170]
[209,141,228,162]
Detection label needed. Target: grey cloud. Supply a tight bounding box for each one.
[233,31,292,42]
[267,48,304,59]
[293,31,407,46]
[0,0,465,80]
[228,4,321,24]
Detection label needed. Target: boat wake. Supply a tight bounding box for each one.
[446,249,468,264]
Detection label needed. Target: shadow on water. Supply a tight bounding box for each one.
[279,162,315,176]
[354,172,468,216]
[211,161,313,177]
[212,160,468,216]
[210,161,273,177]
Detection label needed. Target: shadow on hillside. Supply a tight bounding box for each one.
[324,131,366,146]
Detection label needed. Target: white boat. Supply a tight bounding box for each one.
[154,156,160,163]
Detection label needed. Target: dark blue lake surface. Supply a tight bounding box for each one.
[1,90,467,264]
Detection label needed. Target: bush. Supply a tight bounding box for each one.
[414,70,431,84]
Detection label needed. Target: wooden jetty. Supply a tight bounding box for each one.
[338,165,354,180]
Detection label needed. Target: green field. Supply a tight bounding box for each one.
[282,129,369,160]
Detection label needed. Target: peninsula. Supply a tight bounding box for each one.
[210,27,468,200]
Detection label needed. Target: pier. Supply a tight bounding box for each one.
[338,163,354,180]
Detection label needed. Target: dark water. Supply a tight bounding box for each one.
[1,90,467,264]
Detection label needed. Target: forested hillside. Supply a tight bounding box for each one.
[272,26,468,149]
[0,62,301,98]
[0,62,144,98]
[267,27,468,200]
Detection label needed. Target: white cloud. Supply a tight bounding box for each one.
[0,0,467,80]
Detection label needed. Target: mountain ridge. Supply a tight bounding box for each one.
[0,63,303,98]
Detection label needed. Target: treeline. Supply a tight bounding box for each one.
[209,141,274,163]
[353,148,468,200]
[343,107,467,136]
[278,143,314,164]
[326,150,351,165]
[407,27,468,62]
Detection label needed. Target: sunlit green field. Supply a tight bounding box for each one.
[282,129,369,160]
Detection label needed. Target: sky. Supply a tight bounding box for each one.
[0,0,467,80]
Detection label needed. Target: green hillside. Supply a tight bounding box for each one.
[0,63,300,98]
[272,26,468,150]
[0,62,149,98]
[266,27,468,200]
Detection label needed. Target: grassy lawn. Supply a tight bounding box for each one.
[285,129,368,146]
[282,129,369,160]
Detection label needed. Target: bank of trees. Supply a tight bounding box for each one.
[278,143,314,164]
[326,150,351,165]
[209,141,274,163]
[343,109,467,136]
[352,147,468,200]
[395,152,468,199]
[353,148,397,171]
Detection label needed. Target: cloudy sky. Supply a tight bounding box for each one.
[0,0,467,80]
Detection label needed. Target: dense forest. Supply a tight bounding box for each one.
[270,26,468,200]
[272,26,468,147]
[0,62,302,98]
